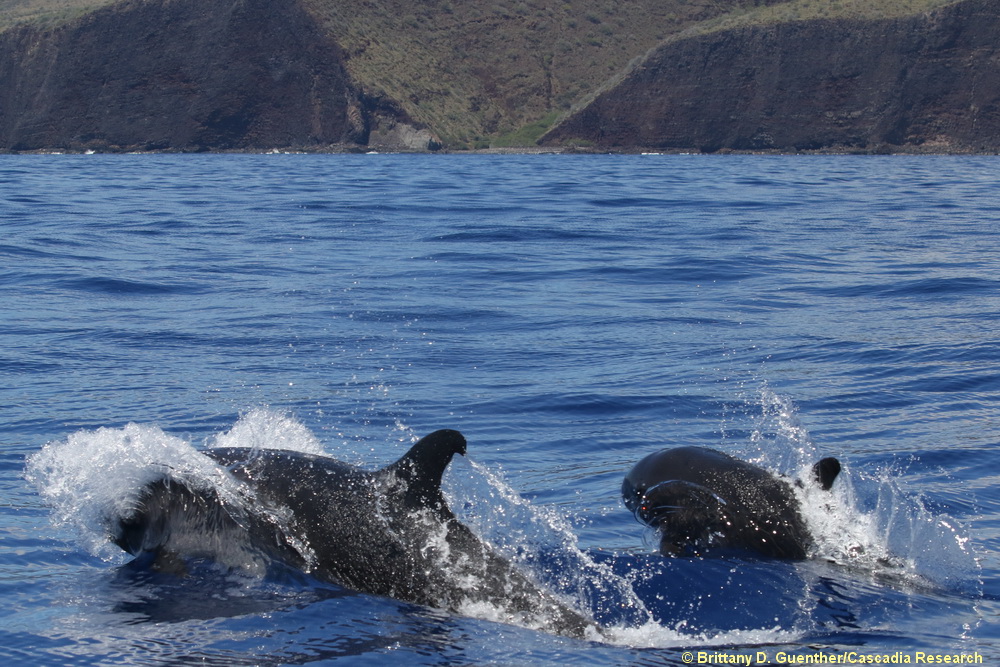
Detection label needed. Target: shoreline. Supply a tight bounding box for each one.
[5,144,999,156]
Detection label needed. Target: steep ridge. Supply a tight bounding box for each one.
[0,0,373,151]
[0,0,118,31]
[299,0,780,148]
[541,0,1000,152]
[0,0,780,151]
[1,0,997,152]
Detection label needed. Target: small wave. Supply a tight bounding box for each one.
[587,196,684,208]
[0,357,62,374]
[57,276,204,296]
[477,391,673,417]
[800,276,999,301]
[0,243,70,260]
[432,225,614,243]
[897,371,1000,395]
[884,276,999,298]
[590,261,758,284]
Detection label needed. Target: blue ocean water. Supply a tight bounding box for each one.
[1,153,998,665]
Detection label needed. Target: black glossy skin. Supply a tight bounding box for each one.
[114,429,595,638]
[622,446,840,560]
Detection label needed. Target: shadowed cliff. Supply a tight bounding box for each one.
[0,0,786,152]
[1,0,998,152]
[542,0,1000,153]
[0,0,373,151]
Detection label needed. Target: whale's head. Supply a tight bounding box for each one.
[626,477,730,556]
[622,446,841,559]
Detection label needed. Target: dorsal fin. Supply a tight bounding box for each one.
[812,457,841,491]
[383,429,467,509]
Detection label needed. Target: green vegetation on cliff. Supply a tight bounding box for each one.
[0,0,970,150]
[300,0,787,148]
[553,0,962,133]
[681,0,961,37]
[302,0,961,148]
[0,0,116,30]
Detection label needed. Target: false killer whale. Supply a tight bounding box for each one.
[113,429,597,639]
[622,446,840,559]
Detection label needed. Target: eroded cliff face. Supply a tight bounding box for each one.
[543,0,1000,152]
[300,0,790,148]
[3,0,997,152]
[0,0,371,151]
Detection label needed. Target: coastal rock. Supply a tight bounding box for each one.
[368,120,442,152]
[0,0,373,151]
[3,0,1000,152]
[542,0,1000,152]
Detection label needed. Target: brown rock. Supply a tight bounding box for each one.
[0,0,371,151]
[542,0,1000,153]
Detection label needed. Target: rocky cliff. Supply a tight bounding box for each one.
[298,0,782,148]
[0,0,375,151]
[542,0,1000,152]
[0,0,790,151]
[2,0,997,152]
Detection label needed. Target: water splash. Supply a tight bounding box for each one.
[209,406,327,455]
[745,386,980,593]
[25,409,806,647]
[441,454,806,648]
[445,458,650,625]
[27,403,975,648]
[25,410,321,569]
[25,422,240,561]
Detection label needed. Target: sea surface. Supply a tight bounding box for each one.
[1,153,998,665]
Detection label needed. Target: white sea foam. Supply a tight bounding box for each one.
[25,409,324,565]
[442,458,678,644]
[27,402,975,648]
[601,621,799,650]
[209,407,327,455]
[748,386,980,592]
[25,422,239,560]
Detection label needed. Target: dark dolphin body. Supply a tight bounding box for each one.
[622,446,841,559]
[113,429,596,638]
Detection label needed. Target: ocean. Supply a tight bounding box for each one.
[1,153,997,665]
